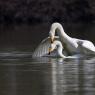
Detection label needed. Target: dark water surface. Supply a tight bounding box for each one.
[0,52,95,95]
[0,23,95,95]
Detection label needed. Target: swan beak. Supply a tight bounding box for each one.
[50,37,54,43]
[48,47,53,55]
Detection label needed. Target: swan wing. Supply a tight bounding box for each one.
[82,40,95,54]
[32,36,59,57]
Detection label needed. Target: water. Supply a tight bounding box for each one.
[0,23,95,95]
[0,52,95,95]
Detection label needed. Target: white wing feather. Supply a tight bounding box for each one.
[82,40,95,53]
[32,36,59,58]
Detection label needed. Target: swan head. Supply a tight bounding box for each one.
[48,42,56,54]
[48,40,63,55]
[49,22,63,43]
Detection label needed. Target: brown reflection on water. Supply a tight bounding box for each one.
[0,57,95,95]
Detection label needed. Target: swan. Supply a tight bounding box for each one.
[49,22,95,55]
[48,40,82,58]
[32,38,80,58]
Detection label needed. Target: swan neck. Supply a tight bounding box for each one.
[57,47,66,58]
[56,25,71,39]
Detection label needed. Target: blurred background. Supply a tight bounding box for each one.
[0,0,95,51]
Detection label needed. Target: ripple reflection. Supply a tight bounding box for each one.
[0,56,95,95]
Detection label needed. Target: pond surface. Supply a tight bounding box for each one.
[0,22,95,95]
[0,52,95,95]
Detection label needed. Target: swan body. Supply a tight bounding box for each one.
[49,22,95,55]
[49,40,82,58]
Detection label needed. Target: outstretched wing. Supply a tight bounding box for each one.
[32,36,59,58]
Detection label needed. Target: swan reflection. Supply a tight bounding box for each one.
[0,56,95,95]
[48,57,95,95]
[50,58,79,95]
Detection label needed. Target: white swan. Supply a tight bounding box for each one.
[48,40,82,58]
[49,22,95,55]
[32,38,80,58]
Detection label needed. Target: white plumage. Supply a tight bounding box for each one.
[32,36,59,58]
[32,39,81,58]
[48,40,82,58]
[49,22,95,55]
[32,22,95,58]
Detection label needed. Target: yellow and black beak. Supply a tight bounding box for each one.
[48,47,53,55]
